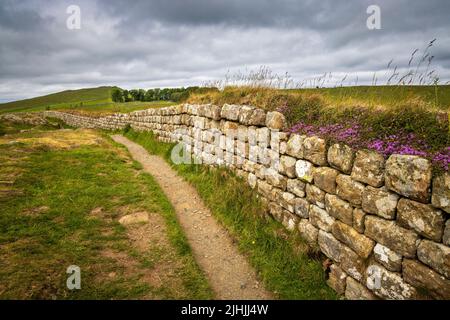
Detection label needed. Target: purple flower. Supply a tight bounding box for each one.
[287,120,449,171]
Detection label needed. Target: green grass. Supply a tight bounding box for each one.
[188,85,450,111]
[124,129,338,300]
[289,85,450,111]
[0,87,113,114]
[0,128,212,299]
[0,86,175,114]
[0,117,72,136]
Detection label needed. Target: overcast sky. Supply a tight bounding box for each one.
[1,0,450,102]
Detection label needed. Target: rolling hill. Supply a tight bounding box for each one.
[0,86,175,114]
[0,87,114,114]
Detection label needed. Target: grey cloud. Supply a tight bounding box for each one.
[0,0,449,102]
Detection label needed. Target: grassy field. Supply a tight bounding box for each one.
[125,129,338,300]
[0,87,174,114]
[3,84,450,114]
[0,126,212,299]
[188,85,450,111]
[0,87,113,114]
[291,85,450,111]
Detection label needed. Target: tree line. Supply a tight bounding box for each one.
[111,87,217,103]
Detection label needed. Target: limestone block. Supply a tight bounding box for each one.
[327,143,354,174]
[385,154,432,203]
[397,198,445,242]
[364,216,418,258]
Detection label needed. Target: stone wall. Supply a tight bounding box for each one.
[44,104,450,300]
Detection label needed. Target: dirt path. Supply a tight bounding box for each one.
[112,135,272,300]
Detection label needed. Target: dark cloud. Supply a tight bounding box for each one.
[0,0,449,102]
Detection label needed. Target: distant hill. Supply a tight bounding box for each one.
[0,86,114,114]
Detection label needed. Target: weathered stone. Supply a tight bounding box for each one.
[282,211,298,231]
[237,125,248,142]
[265,168,287,190]
[310,205,335,232]
[327,264,347,295]
[351,150,385,187]
[221,104,240,121]
[294,197,310,218]
[118,212,149,225]
[242,160,257,174]
[318,231,342,262]
[336,174,365,206]
[265,111,287,130]
[366,264,418,300]
[417,240,450,278]
[267,149,280,168]
[268,202,283,221]
[279,155,297,178]
[222,120,239,136]
[248,145,261,163]
[306,184,326,208]
[295,160,314,183]
[313,167,338,194]
[280,192,296,213]
[364,216,419,258]
[238,105,255,125]
[373,243,402,272]
[256,166,266,181]
[303,136,327,166]
[287,179,305,197]
[298,219,318,245]
[345,277,378,300]
[204,104,221,120]
[270,187,283,204]
[327,143,354,174]
[248,108,267,126]
[337,242,366,281]
[317,231,365,281]
[324,194,353,226]
[353,208,366,233]
[385,154,432,203]
[247,173,257,189]
[403,259,450,300]
[397,198,445,242]
[192,116,206,129]
[270,131,288,152]
[235,140,249,158]
[431,173,450,213]
[257,180,272,199]
[444,220,450,246]
[256,127,270,147]
[362,186,399,220]
[279,141,287,154]
[332,221,375,258]
[286,134,304,159]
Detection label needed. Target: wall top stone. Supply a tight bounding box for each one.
[265,111,287,130]
[385,154,432,203]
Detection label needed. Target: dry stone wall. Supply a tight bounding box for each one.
[44,104,450,300]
